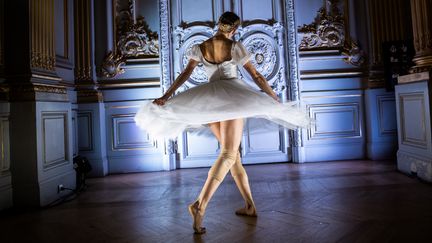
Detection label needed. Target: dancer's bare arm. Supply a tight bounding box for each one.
[153,59,199,105]
[243,61,279,102]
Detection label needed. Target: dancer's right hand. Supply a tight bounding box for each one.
[153,97,167,106]
[271,94,280,103]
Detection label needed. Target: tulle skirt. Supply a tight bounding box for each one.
[134,78,312,139]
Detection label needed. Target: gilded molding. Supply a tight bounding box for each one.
[101,0,160,78]
[298,0,364,67]
[101,52,126,78]
[8,83,68,101]
[10,83,67,94]
[30,0,56,71]
[76,89,103,103]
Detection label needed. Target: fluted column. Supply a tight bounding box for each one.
[30,0,56,71]
[365,0,412,88]
[74,0,102,103]
[0,0,3,73]
[410,0,432,73]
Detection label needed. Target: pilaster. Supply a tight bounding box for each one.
[410,0,432,73]
[4,0,75,207]
[74,0,108,177]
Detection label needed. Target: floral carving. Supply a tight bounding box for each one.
[298,0,345,50]
[298,0,364,66]
[101,0,159,78]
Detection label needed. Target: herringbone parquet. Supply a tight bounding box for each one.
[1,160,431,243]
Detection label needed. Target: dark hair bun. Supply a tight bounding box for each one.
[218,12,240,32]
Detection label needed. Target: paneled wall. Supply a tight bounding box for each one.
[295,0,366,162]
[1,0,76,209]
[170,0,291,167]
[395,79,432,182]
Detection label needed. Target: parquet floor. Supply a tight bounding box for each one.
[1,160,432,243]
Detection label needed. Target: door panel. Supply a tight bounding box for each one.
[171,0,291,168]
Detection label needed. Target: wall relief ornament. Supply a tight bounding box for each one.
[174,25,215,91]
[174,23,286,95]
[238,23,286,95]
[297,0,364,66]
[101,0,159,78]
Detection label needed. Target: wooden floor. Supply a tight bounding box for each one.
[1,160,432,243]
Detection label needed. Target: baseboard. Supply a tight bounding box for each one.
[397,150,432,182]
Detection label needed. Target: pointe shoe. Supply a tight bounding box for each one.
[235,204,257,217]
[188,201,206,234]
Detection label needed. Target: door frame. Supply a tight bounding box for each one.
[158,0,303,169]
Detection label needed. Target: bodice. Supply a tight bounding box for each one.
[187,41,251,82]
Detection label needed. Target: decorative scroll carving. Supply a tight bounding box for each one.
[298,1,345,49]
[243,35,277,79]
[298,0,364,67]
[101,52,126,78]
[239,23,286,96]
[174,23,286,95]
[174,25,214,90]
[101,0,160,78]
[177,29,213,86]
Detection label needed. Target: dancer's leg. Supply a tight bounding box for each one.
[209,122,257,216]
[189,119,243,234]
[230,157,257,216]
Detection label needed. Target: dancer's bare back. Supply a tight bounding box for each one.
[199,37,234,64]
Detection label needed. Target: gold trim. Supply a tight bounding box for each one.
[98,80,160,89]
[398,71,430,84]
[32,73,62,81]
[300,70,364,79]
[302,94,362,99]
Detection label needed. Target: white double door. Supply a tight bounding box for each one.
[169,0,292,168]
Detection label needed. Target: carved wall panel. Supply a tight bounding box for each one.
[101,0,160,78]
[238,23,286,95]
[297,0,364,66]
[174,22,287,95]
[175,26,214,88]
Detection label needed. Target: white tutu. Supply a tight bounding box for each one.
[134,41,312,139]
